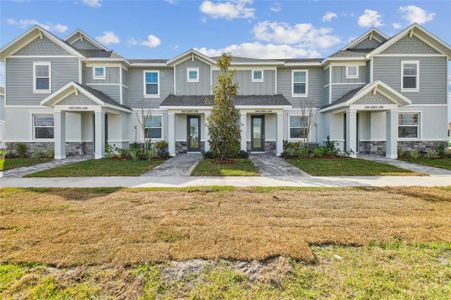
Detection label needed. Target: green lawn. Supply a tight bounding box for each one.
[287,157,419,176]
[0,158,52,171]
[191,159,259,176]
[25,158,163,177]
[403,157,451,170]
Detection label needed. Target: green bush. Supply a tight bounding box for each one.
[15,143,28,158]
[409,149,422,160]
[424,149,439,159]
[313,147,325,158]
[145,148,158,160]
[435,143,447,158]
[203,151,215,159]
[398,148,409,159]
[31,149,54,159]
[0,149,6,159]
[155,140,168,151]
[157,149,170,159]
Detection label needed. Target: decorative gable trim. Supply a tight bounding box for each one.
[342,28,388,50]
[65,29,110,51]
[167,49,216,66]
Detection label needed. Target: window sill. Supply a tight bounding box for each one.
[32,139,54,142]
[291,94,308,98]
[398,138,420,141]
[346,76,359,79]
[187,80,200,83]
[401,89,419,93]
[144,95,160,98]
[252,79,264,83]
[93,77,106,80]
[33,90,51,94]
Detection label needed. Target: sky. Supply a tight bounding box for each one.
[0,0,450,118]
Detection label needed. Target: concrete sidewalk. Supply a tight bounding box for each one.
[0,174,449,188]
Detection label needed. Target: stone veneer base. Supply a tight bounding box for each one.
[6,142,94,156]
[358,140,447,155]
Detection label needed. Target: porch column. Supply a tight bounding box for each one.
[385,110,398,159]
[168,112,176,156]
[276,111,284,156]
[346,109,357,157]
[204,112,210,152]
[94,110,105,159]
[240,111,247,151]
[54,111,66,160]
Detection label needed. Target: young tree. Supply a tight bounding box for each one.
[299,99,319,157]
[207,53,240,160]
[135,102,153,153]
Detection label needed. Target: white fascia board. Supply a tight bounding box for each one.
[40,82,106,107]
[86,57,130,64]
[64,29,110,51]
[129,63,169,67]
[284,62,322,67]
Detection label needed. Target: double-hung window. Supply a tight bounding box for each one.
[33,62,51,93]
[252,70,264,82]
[144,71,159,97]
[145,115,162,139]
[398,113,420,139]
[401,61,419,92]
[292,70,308,97]
[93,66,106,80]
[346,65,359,79]
[289,116,308,139]
[33,114,54,140]
[187,68,199,82]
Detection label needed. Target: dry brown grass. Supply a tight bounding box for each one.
[0,187,450,267]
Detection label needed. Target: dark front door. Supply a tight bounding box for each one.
[187,115,201,152]
[251,115,265,152]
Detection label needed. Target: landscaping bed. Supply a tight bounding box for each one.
[191,159,259,176]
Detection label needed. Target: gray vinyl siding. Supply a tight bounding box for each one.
[352,37,381,49]
[70,39,101,50]
[366,61,371,81]
[277,67,323,108]
[330,83,365,102]
[13,37,71,56]
[175,58,211,95]
[354,93,395,105]
[322,69,330,107]
[373,56,447,104]
[85,66,120,83]
[5,57,79,106]
[90,85,121,103]
[381,35,440,55]
[212,70,276,95]
[58,93,97,105]
[0,95,4,120]
[126,67,174,108]
[331,65,367,83]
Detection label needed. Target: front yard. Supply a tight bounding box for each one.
[25,158,163,177]
[0,186,449,298]
[191,159,259,176]
[403,157,451,170]
[287,157,420,176]
[0,157,52,171]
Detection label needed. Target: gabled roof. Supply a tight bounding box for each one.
[342,28,388,51]
[167,49,217,66]
[64,29,110,51]
[160,94,292,107]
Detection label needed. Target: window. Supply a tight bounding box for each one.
[398,113,420,139]
[145,115,162,139]
[33,114,54,139]
[252,70,264,82]
[346,65,359,79]
[187,68,199,82]
[33,62,51,93]
[93,67,106,79]
[401,61,419,92]
[289,116,308,139]
[144,71,159,97]
[292,70,308,97]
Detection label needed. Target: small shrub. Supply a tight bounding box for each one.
[157,149,170,159]
[435,143,447,158]
[203,150,215,159]
[129,148,141,161]
[398,148,409,159]
[238,150,249,159]
[15,143,28,158]
[313,147,325,158]
[117,148,130,160]
[145,148,157,160]
[105,144,115,158]
[409,149,422,160]
[424,149,439,159]
[0,149,6,159]
[31,150,46,159]
[155,140,168,151]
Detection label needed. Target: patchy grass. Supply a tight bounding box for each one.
[287,157,419,176]
[0,158,52,171]
[1,242,449,299]
[191,159,259,176]
[0,187,449,267]
[403,157,451,170]
[25,159,164,177]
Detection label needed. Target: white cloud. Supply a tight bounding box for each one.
[82,0,101,7]
[96,31,120,45]
[6,18,68,33]
[270,2,281,13]
[358,9,383,27]
[252,21,340,49]
[392,22,402,29]
[196,42,321,59]
[400,5,435,24]
[322,12,337,22]
[199,0,255,19]
[165,0,178,4]
[140,34,161,48]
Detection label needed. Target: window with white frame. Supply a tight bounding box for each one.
[252,70,264,82]
[144,71,159,96]
[93,66,106,79]
[289,115,308,139]
[292,70,308,96]
[401,61,419,91]
[33,114,54,139]
[398,113,420,139]
[346,65,359,79]
[33,62,51,93]
[145,115,162,139]
[187,68,199,82]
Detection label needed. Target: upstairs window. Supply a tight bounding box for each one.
[33,62,51,93]
[145,115,162,139]
[401,61,419,92]
[93,67,106,80]
[187,68,199,82]
[289,116,308,139]
[33,114,54,139]
[346,65,359,79]
[292,70,308,97]
[144,71,159,97]
[398,113,419,139]
[252,70,264,82]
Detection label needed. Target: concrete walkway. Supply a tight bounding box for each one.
[359,154,451,175]
[0,155,93,178]
[142,153,202,176]
[250,154,310,177]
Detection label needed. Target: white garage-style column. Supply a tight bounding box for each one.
[94,110,105,159]
[204,111,211,152]
[240,111,247,151]
[276,111,284,156]
[54,110,66,160]
[386,110,398,159]
[168,112,176,156]
[346,109,357,157]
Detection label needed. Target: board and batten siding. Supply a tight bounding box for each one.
[126,67,174,109]
[175,58,211,95]
[381,35,440,55]
[5,57,79,106]
[331,65,367,83]
[373,56,447,104]
[212,70,276,95]
[277,67,323,108]
[13,37,71,56]
[85,66,120,84]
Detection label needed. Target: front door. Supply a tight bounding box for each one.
[251,115,265,152]
[187,115,201,152]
